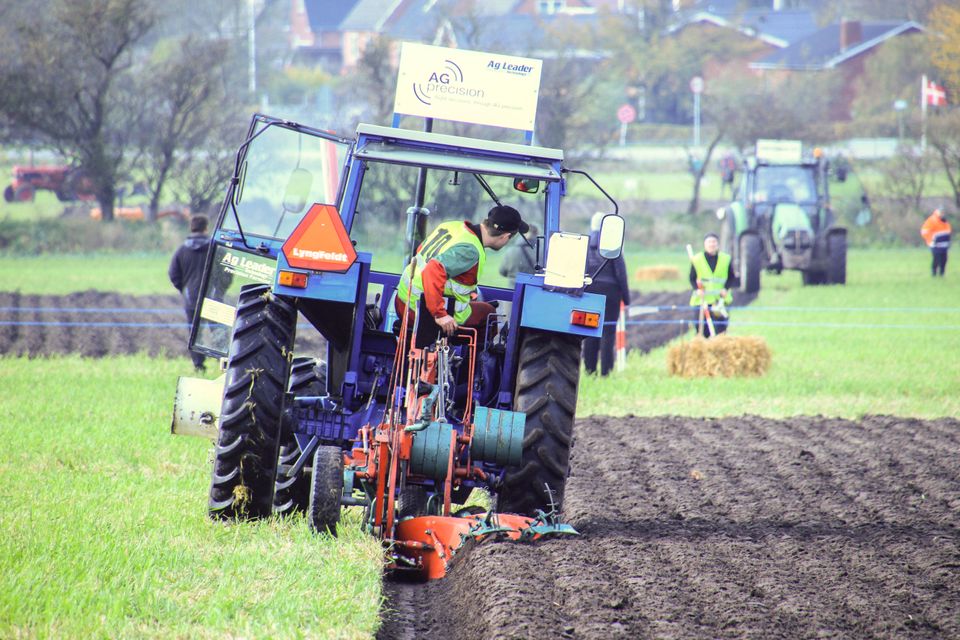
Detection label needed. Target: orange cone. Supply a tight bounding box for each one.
[616,301,626,372]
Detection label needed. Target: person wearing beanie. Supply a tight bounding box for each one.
[689,232,735,337]
[921,209,951,276]
[583,212,630,376]
[168,214,211,371]
[396,205,529,341]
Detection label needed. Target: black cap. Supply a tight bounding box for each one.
[704,232,719,241]
[487,205,529,235]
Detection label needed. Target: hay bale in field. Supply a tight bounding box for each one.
[634,265,680,281]
[667,335,771,378]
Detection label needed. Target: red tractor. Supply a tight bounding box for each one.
[3,165,95,202]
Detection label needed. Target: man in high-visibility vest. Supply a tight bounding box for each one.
[396,205,528,339]
[921,208,951,277]
[689,233,734,337]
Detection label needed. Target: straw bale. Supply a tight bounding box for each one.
[667,335,771,378]
[634,265,680,281]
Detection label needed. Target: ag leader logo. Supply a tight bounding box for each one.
[282,203,357,272]
[413,58,485,105]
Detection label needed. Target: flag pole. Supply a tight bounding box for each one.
[921,74,928,153]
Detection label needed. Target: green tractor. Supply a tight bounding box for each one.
[717,139,847,293]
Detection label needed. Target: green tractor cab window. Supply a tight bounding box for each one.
[513,177,540,194]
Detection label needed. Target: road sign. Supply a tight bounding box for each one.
[690,76,704,94]
[617,104,637,124]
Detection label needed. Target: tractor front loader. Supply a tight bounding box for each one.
[171,115,625,579]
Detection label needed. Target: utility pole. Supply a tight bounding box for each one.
[248,0,257,95]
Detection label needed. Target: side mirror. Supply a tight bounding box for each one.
[282,167,313,213]
[514,177,540,194]
[597,214,624,260]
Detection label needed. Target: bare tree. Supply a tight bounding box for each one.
[927,110,960,208]
[877,145,934,214]
[0,0,155,221]
[533,19,619,158]
[137,36,242,220]
[170,116,249,216]
[338,36,399,127]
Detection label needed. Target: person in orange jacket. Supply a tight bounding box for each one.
[921,209,952,277]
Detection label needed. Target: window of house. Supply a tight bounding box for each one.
[537,0,566,15]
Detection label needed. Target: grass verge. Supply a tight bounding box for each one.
[0,356,383,639]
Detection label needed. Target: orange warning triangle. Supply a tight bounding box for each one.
[282,203,357,272]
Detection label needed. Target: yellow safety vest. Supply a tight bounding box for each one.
[396,221,486,324]
[690,251,733,306]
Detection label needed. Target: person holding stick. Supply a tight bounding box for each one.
[688,233,734,338]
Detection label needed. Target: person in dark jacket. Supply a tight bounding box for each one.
[583,213,631,376]
[498,224,539,287]
[169,214,211,371]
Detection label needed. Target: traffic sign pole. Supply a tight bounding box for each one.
[690,76,703,148]
[616,103,637,147]
[693,92,700,147]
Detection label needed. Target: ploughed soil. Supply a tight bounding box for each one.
[15,291,949,640]
[0,289,692,358]
[0,290,324,358]
[378,415,960,639]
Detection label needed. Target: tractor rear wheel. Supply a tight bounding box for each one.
[496,331,581,517]
[208,284,297,520]
[739,234,762,294]
[3,186,14,202]
[827,234,847,284]
[273,357,327,516]
[308,445,343,535]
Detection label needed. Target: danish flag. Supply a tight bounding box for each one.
[923,76,947,107]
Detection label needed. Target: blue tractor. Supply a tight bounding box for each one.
[173,114,624,576]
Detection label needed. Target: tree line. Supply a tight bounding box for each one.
[1,0,959,222]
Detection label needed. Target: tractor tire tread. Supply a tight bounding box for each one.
[308,445,343,535]
[273,357,327,516]
[208,284,296,521]
[496,331,581,516]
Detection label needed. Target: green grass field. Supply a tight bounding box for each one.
[2,247,957,637]
[0,242,718,296]
[0,356,383,639]
[580,248,960,417]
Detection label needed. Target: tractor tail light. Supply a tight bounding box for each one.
[570,310,600,328]
[278,270,308,288]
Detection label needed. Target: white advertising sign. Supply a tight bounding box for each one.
[756,139,803,163]
[393,42,543,132]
